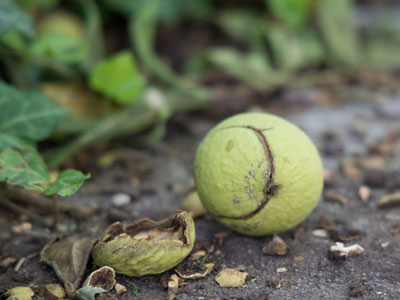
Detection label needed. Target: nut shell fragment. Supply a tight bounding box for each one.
[329,242,364,260]
[263,235,289,256]
[92,211,195,276]
[215,268,247,287]
[82,266,116,291]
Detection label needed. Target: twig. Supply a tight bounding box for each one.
[0,186,96,218]
[0,195,45,223]
[51,194,59,229]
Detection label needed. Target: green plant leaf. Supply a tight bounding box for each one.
[100,0,211,23]
[217,10,266,48]
[208,47,289,92]
[316,0,360,65]
[0,148,50,191]
[76,286,106,300]
[266,0,312,29]
[89,50,146,104]
[29,33,88,63]
[266,26,323,70]
[128,3,211,106]
[0,134,34,150]
[0,82,67,150]
[44,169,90,197]
[0,148,90,196]
[0,0,34,37]
[128,282,139,294]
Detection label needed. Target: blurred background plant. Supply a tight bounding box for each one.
[1,0,400,196]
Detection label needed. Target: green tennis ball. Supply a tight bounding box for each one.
[194,112,323,236]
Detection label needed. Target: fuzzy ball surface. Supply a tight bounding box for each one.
[194,112,323,236]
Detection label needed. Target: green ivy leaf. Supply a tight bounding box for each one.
[0,134,34,150]
[0,148,50,191]
[266,0,312,29]
[0,148,90,196]
[100,0,211,23]
[89,50,146,104]
[0,82,67,150]
[29,33,88,63]
[316,0,360,65]
[44,169,90,197]
[208,47,289,92]
[75,286,106,300]
[0,0,34,37]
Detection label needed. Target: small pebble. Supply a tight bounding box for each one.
[112,193,131,207]
[276,267,287,273]
[12,222,32,234]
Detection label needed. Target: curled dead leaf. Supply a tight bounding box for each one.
[40,236,95,298]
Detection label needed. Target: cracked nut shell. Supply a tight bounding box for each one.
[194,112,323,236]
[91,211,195,276]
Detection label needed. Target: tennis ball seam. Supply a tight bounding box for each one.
[211,125,280,220]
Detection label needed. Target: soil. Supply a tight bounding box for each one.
[1,87,400,299]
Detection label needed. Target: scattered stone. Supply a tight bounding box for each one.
[114,283,127,295]
[266,279,281,289]
[329,242,364,261]
[341,158,361,181]
[213,233,228,247]
[167,274,182,300]
[323,169,334,182]
[276,267,287,273]
[358,185,371,202]
[263,235,289,256]
[348,281,366,298]
[12,222,32,234]
[111,193,131,207]
[294,256,304,261]
[312,229,329,238]
[380,242,390,248]
[215,268,247,287]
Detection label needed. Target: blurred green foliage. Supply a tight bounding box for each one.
[89,51,146,104]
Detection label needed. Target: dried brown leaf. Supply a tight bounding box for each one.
[40,236,95,298]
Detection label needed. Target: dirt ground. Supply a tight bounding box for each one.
[1,86,400,299]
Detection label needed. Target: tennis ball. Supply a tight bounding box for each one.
[194,112,323,236]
